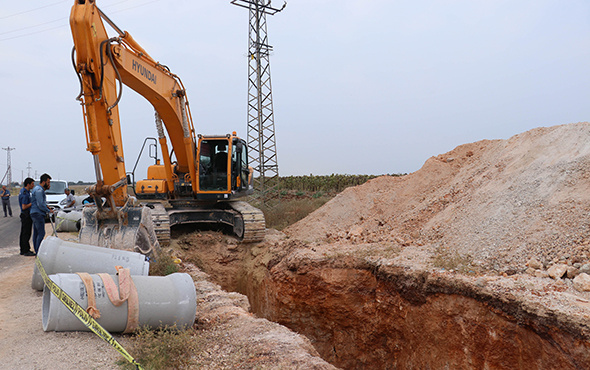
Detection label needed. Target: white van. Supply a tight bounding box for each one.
[34,179,69,214]
[47,180,70,212]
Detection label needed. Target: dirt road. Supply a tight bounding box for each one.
[0,225,125,369]
[0,197,21,270]
[0,226,335,369]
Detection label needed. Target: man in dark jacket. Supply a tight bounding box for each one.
[19,178,35,256]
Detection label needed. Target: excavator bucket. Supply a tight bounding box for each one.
[79,205,160,256]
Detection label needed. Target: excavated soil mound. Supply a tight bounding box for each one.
[286,122,590,272]
[174,122,590,369]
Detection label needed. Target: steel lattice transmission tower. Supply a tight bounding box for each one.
[2,147,15,187]
[231,0,285,205]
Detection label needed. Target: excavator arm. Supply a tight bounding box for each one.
[70,0,197,208]
[70,0,199,253]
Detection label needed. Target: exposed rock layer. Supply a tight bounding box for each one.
[176,231,590,369]
[250,254,590,369]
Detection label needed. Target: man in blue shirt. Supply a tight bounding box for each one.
[31,173,54,254]
[0,185,12,217]
[19,178,35,256]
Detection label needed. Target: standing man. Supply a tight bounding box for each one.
[0,185,12,217]
[19,178,35,256]
[31,173,53,254]
[64,188,76,209]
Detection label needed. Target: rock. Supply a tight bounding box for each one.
[573,273,590,292]
[525,267,536,276]
[567,266,580,279]
[475,277,487,287]
[580,263,590,275]
[547,264,568,279]
[526,257,543,270]
[535,270,549,278]
[348,226,364,238]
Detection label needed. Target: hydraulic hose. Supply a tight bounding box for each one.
[71,46,83,101]
[97,37,123,112]
[105,40,123,113]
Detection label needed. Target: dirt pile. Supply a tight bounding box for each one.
[172,122,590,369]
[287,122,590,272]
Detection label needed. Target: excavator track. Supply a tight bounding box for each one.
[229,201,266,243]
[146,200,265,246]
[149,202,171,247]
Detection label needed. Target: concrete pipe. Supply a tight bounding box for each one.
[43,272,197,332]
[32,237,149,291]
[55,210,82,232]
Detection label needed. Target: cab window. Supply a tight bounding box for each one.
[199,139,229,191]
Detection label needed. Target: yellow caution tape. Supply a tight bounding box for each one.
[54,216,67,230]
[54,214,79,232]
[35,257,143,369]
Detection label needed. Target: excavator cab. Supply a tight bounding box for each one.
[135,133,253,201]
[196,133,253,200]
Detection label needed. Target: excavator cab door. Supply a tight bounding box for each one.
[198,138,230,192]
[233,139,250,192]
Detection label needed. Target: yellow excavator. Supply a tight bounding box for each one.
[70,0,265,254]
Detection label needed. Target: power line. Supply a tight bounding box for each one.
[0,1,68,21]
[0,17,64,36]
[0,0,162,42]
[0,24,65,42]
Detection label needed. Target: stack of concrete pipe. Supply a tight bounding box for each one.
[35,237,196,332]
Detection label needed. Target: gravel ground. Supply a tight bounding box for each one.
[0,250,126,369]
[0,225,126,369]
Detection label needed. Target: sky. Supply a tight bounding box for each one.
[1,0,590,183]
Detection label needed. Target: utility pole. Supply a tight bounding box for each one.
[27,162,32,178]
[231,0,285,205]
[2,147,14,188]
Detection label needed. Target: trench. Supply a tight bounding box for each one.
[176,232,590,369]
